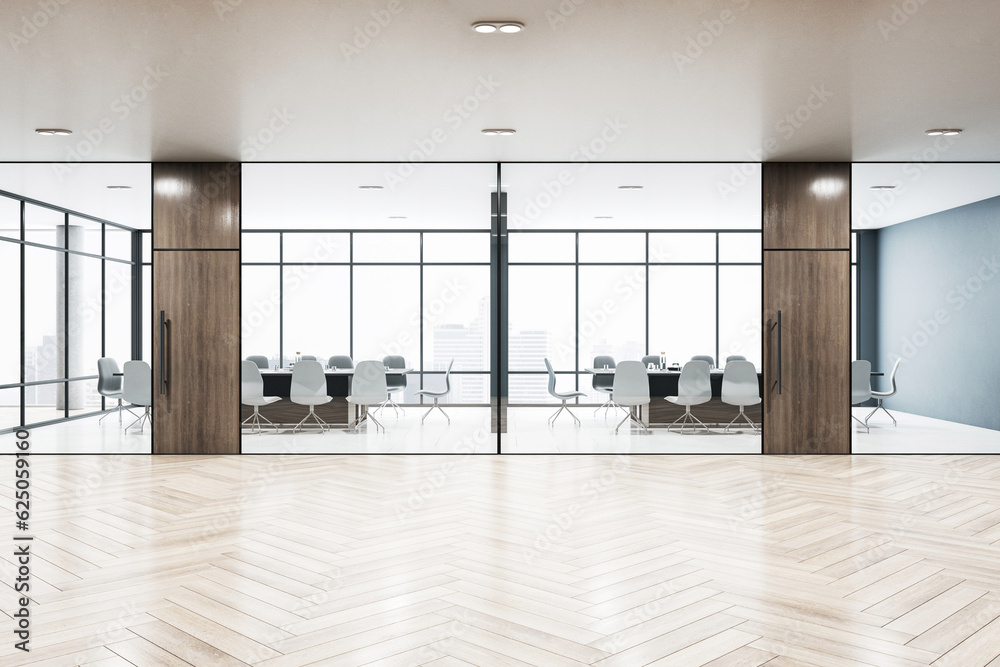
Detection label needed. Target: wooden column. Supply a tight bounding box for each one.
[152,163,240,454]
[762,163,851,454]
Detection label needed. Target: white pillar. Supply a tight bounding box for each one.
[56,225,86,410]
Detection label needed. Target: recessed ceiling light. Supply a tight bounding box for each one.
[594,216,614,219]
[388,216,407,219]
[869,185,896,191]
[482,129,516,135]
[925,128,962,136]
[473,21,523,33]
[618,185,644,190]
[106,185,132,190]
[358,185,384,190]
[35,128,72,136]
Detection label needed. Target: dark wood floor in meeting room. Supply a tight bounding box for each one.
[4,454,1000,666]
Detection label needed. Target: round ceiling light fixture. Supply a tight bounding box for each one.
[358,185,384,190]
[106,185,133,190]
[472,22,497,33]
[869,185,896,191]
[499,22,524,33]
[618,185,644,190]
[925,128,962,136]
[35,128,72,136]
[482,129,516,135]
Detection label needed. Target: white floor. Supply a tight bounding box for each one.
[241,406,497,454]
[0,409,152,454]
[4,406,997,454]
[852,407,1000,453]
[502,406,763,453]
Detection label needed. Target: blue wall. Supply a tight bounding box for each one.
[870,195,1000,430]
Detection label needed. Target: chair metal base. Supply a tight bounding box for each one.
[668,405,710,434]
[242,406,277,434]
[594,397,627,418]
[421,398,450,425]
[349,405,384,433]
[98,399,139,426]
[615,406,649,434]
[852,414,869,433]
[125,406,151,434]
[549,400,581,427]
[864,399,896,427]
[375,395,404,417]
[294,405,330,433]
[724,405,760,435]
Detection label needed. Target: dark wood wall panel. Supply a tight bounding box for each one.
[763,250,850,454]
[153,163,240,250]
[154,251,240,454]
[763,162,851,250]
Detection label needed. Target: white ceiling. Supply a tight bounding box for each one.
[852,163,1000,229]
[3,0,1000,163]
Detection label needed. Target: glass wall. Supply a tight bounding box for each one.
[0,191,141,433]
[240,231,492,404]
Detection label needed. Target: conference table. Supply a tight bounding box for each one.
[248,367,412,429]
[584,366,764,427]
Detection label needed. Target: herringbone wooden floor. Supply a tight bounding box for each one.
[3,454,1000,666]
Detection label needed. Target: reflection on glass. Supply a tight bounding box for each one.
[284,266,350,366]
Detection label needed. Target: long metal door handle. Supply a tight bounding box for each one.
[776,310,782,395]
[160,310,167,395]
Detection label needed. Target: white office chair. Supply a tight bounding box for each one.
[592,355,619,416]
[290,360,332,433]
[666,360,712,433]
[122,361,152,434]
[612,360,649,434]
[690,355,715,369]
[246,355,269,370]
[97,357,137,426]
[378,355,406,416]
[725,355,747,364]
[241,360,281,433]
[415,359,453,424]
[641,354,660,368]
[866,358,901,427]
[347,360,388,433]
[300,355,317,361]
[544,358,587,426]
[852,359,872,433]
[721,361,761,434]
[328,355,354,370]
